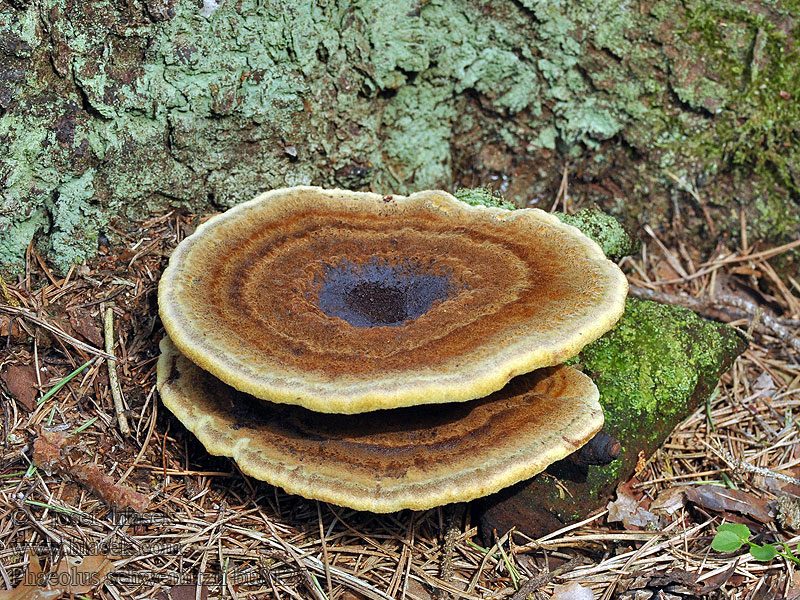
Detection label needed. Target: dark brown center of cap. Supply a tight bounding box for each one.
[316,258,455,327]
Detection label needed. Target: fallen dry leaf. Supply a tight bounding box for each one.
[695,560,738,595]
[608,484,663,529]
[619,567,731,599]
[786,571,800,600]
[0,314,24,341]
[685,484,772,523]
[0,552,60,600]
[0,552,112,599]
[155,583,209,600]
[650,487,687,517]
[753,371,776,399]
[54,555,115,595]
[634,450,647,476]
[551,581,594,600]
[68,308,104,347]
[1,364,39,412]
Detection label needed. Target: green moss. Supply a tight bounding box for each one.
[570,297,746,501]
[453,186,516,211]
[669,1,800,237]
[480,296,746,535]
[580,297,745,445]
[557,208,640,261]
[454,188,640,261]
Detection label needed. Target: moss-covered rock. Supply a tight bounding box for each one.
[478,297,747,538]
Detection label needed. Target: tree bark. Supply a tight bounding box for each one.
[1,0,798,273]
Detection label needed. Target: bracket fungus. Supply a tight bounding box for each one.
[158,186,627,414]
[156,186,628,511]
[157,336,603,512]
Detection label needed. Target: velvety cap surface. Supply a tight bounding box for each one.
[157,336,604,512]
[158,186,627,413]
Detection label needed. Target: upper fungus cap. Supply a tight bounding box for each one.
[156,335,603,512]
[158,186,627,414]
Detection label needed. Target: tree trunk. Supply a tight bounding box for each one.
[1,0,798,273]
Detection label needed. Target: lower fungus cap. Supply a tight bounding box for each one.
[158,186,627,413]
[156,336,604,512]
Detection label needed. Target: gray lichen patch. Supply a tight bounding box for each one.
[49,170,106,273]
[557,208,640,262]
[454,186,517,211]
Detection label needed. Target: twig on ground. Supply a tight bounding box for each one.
[104,305,131,436]
[33,428,149,511]
[510,556,584,600]
[550,164,569,213]
[666,171,716,236]
[702,238,800,268]
[316,501,333,598]
[265,520,333,600]
[700,439,800,487]
[644,224,690,279]
[440,503,466,591]
[0,304,114,359]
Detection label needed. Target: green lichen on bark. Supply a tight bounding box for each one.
[1,0,798,273]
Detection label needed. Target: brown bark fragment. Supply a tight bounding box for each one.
[33,429,148,512]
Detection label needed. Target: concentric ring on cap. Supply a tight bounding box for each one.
[158,186,627,413]
[157,335,604,512]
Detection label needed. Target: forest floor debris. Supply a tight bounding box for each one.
[0,203,798,599]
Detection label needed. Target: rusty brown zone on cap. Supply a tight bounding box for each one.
[157,336,603,512]
[158,186,627,413]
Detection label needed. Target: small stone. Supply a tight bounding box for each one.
[552,582,594,600]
